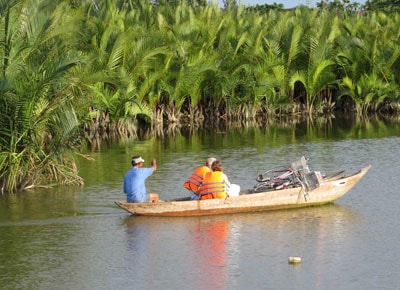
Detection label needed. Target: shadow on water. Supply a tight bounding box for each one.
[120,203,362,235]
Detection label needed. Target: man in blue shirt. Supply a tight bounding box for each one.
[124,155,158,203]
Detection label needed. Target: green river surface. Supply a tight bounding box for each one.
[1,117,399,289]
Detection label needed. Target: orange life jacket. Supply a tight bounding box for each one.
[199,171,230,200]
[183,166,211,193]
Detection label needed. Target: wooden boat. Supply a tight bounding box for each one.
[115,164,371,217]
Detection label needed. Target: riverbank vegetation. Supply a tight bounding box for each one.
[1,0,399,192]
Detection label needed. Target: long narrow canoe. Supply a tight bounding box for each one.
[115,165,371,217]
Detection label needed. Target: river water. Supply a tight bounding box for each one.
[1,117,399,289]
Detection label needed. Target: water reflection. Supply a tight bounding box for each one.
[119,204,360,289]
[122,215,233,289]
[1,119,399,289]
[191,219,229,289]
[84,115,400,152]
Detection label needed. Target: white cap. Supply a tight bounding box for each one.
[132,156,145,164]
[207,157,216,167]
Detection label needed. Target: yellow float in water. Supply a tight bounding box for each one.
[288,257,302,264]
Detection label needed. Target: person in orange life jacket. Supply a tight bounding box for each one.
[199,160,231,200]
[124,155,159,203]
[183,157,216,200]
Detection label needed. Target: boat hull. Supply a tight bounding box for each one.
[115,165,371,217]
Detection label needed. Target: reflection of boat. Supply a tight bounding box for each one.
[115,164,371,217]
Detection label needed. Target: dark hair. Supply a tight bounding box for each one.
[211,160,222,172]
[131,155,142,166]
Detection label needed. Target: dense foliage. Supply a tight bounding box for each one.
[1,0,399,191]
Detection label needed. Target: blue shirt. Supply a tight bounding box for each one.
[123,167,154,202]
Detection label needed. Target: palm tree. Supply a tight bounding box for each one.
[245,10,300,115]
[72,0,161,142]
[288,9,338,115]
[336,11,400,114]
[0,0,85,192]
[151,3,229,125]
